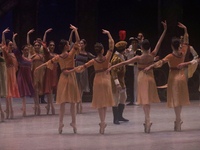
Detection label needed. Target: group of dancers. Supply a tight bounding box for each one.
[0,21,199,134]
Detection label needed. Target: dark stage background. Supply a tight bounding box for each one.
[0,0,200,101]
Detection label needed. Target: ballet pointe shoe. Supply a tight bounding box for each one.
[21,107,26,117]
[1,111,5,122]
[4,110,9,119]
[79,105,82,114]
[70,123,77,134]
[10,111,14,119]
[99,122,107,134]
[175,120,183,131]
[45,105,50,115]
[51,107,55,115]
[37,107,41,116]
[32,105,37,115]
[144,120,152,133]
[58,123,64,134]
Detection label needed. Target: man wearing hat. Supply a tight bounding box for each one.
[126,37,142,105]
[110,41,129,124]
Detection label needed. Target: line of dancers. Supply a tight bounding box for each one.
[0,22,199,134]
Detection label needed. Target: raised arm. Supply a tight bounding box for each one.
[27,29,35,45]
[152,21,167,55]
[70,24,80,43]
[102,29,114,51]
[12,33,18,49]
[2,28,10,45]
[43,28,52,43]
[68,29,74,45]
[178,22,188,44]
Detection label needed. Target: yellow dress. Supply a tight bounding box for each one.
[137,53,160,105]
[46,43,80,104]
[154,44,190,107]
[76,50,115,109]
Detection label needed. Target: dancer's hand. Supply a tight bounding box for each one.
[13,33,18,39]
[63,69,75,76]
[102,29,109,34]
[70,24,77,30]
[178,22,186,29]
[45,28,53,33]
[177,62,188,69]
[154,56,159,61]
[125,48,130,53]
[106,68,111,74]
[143,66,151,73]
[3,27,10,34]
[116,84,122,93]
[27,29,35,35]
[161,20,167,30]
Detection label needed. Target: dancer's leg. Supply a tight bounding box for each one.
[70,103,77,133]
[58,102,65,134]
[21,96,26,117]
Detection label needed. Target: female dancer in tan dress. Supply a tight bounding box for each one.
[34,24,80,134]
[2,28,20,119]
[73,29,115,134]
[107,21,167,133]
[0,44,7,121]
[144,22,190,131]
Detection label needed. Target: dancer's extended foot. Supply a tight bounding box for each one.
[1,111,5,122]
[4,109,9,119]
[10,111,14,119]
[51,107,55,115]
[37,107,41,116]
[45,105,50,115]
[99,122,107,134]
[21,107,26,117]
[175,120,183,131]
[145,121,152,133]
[58,123,64,134]
[70,123,77,134]
[32,105,37,115]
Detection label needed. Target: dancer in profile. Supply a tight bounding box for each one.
[0,44,7,121]
[107,21,167,133]
[2,28,20,119]
[12,33,35,117]
[42,28,57,115]
[74,29,115,134]
[144,22,189,131]
[34,24,81,134]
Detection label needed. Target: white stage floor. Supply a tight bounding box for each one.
[0,97,200,150]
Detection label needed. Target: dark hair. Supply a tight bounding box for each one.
[81,39,87,45]
[21,45,28,50]
[59,39,68,51]
[6,39,11,46]
[141,39,150,51]
[171,37,180,50]
[94,42,104,54]
[48,40,55,46]
[33,40,42,46]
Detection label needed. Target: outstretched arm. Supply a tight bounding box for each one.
[34,63,47,76]
[12,33,18,49]
[107,56,139,73]
[2,28,10,45]
[27,29,35,45]
[102,29,114,51]
[178,22,188,44]
[70,24,80,43]
[152,21,167,55]
[43,28,52,43]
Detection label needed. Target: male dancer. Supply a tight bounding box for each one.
[111,41,129,124]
